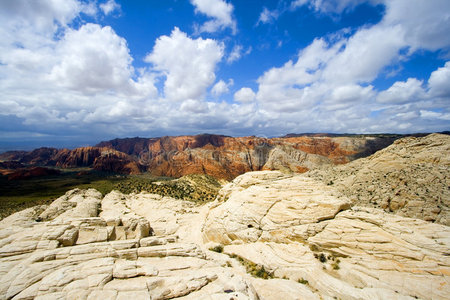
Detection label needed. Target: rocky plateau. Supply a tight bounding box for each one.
[0,133,448,299]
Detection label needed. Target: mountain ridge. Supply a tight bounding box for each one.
[4,133,445,180]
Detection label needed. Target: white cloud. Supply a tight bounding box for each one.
[49,24,139,94]
[191,0,236,34]
[255,38,343,107]
[329,84,374,104]
[211,79,233,97]
[81,1,98,17]
[293,0,450,52]
[180,99,209,114]
[0,0,159,139]
[0,0,81,32]
[428,62,450,98]
[322,25,405,84]
[144,27,224,101]
[248,0,450,134]
[226,44,251,64]
[291,0,382,14]
[420,110,450,121]
[383,0,450,51]
[234,88,256,103]
[227,45,242,63]
[377,78,425,104]
[100,0,121,16]
[257,7,280,24]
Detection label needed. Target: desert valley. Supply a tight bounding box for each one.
[0,133,448,299]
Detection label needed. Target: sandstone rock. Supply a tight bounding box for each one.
[203,171,351,244]
[252,278,320,300]
[202,170,450,299]
[38,188,103,221]
[308,133,450,225]
[0,188,260,300]
[57,226,78,246]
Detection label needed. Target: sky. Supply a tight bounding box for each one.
[0,0,449,150]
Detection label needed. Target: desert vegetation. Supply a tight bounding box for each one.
[0,170,221,220]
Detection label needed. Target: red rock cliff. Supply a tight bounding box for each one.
[1,134,398,179]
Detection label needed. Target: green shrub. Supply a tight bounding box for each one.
[319,253,327,263]
[227,253,273,279]
[209,245,224,253]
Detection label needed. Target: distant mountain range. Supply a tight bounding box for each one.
[0,133,439,180]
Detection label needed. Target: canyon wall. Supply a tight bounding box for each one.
[0,134,398,179]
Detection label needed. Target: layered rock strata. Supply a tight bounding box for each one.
[308,133,450,225]
[1,134,397,179]
[1,170,449,299]
[202,171,450,300]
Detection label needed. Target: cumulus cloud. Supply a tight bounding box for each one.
[322,25,405,84]
[100,0,121,16]
[190,0,236,34]
[211,79,233,97]
[49,24,137,94]
[234,88,256,103]
[428,62,450,98]
[0,0,159,141]
[377,78,425,104]
[180,99,209,114]
[293,0,450,52]
[329,84,375,106]
[0,0,80,32]
[383,0,450,51]
[144,27,224,101]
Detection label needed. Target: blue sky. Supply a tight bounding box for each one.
[0,0,449,150]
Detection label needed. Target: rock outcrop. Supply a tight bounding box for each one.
[0,189,259,300]
[308,133,450,225]
[1,170,448,299]
[202,171,450,300]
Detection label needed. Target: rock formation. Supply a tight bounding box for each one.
[5,167,60,181]
[98,134,398,179]
[308,133,450,225]
[0,147,143,175]
[1,169,448,299]
[203,171,450,300]
[0,189,259,299]
[0,134,397,179]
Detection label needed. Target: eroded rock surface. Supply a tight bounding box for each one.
[203,171,450,300]
[0,189,259,300]
[308,133,450,225]
[203,171,351,244]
